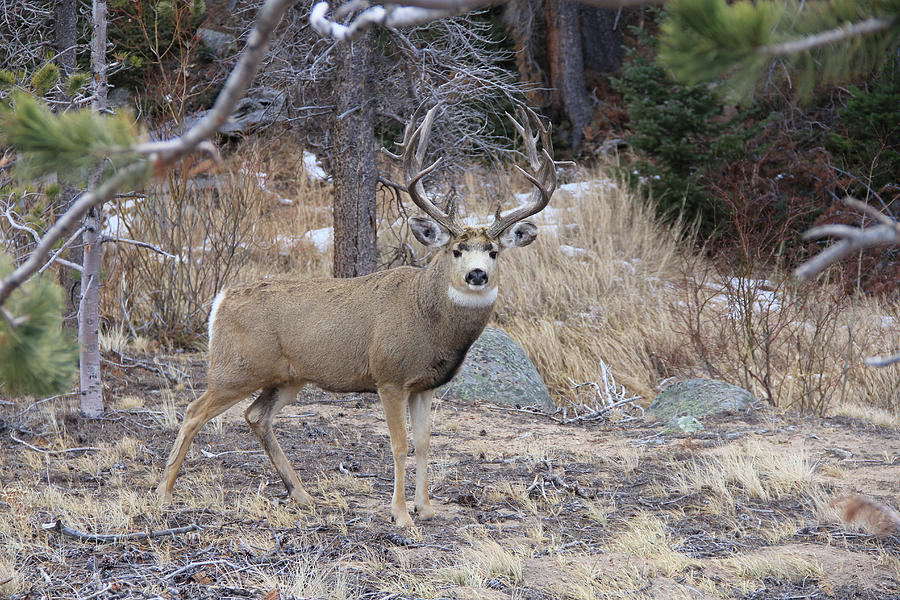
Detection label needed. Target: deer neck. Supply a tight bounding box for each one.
[415,255,495,338]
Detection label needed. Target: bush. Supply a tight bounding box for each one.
[614,37,753,236]
[826,66,900,201]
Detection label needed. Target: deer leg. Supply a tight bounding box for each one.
[379,385,413,527]
[157,388,245,503]
[409,390,435,520]
[244,384,312,505]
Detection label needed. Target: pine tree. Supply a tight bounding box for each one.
[659,0,900,98]
[0,253,78,397]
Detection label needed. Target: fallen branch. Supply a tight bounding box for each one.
[10,431,99,455]
[41,519,202,543]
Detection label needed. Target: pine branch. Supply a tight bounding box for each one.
[760,16,897,56]
[0,0,295,309]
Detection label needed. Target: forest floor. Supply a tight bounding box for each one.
[1,353,899,600]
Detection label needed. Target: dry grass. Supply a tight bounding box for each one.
[440,538,525,587]
[89,133,899,417]
[603,511,697,576]
[718,552,825,593]
[671,442,818,506]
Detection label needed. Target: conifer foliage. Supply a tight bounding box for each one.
[0,254,77,397]
[660,0,900,98]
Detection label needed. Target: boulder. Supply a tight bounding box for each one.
[437,327,554,413]
[649,378,755,423]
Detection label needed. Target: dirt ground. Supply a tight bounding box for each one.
[1,354,898,599]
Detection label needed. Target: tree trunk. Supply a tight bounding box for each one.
[80,0,108,417]
[91,0,108,108]
[580,5,624,74]
[55,0,77,77]
[331,33,377,279]
[78,207,103,417]
[55,0,81,328]
[545,0,592,149]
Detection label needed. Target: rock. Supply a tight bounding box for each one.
[198,28,234,57]
[649,378,755,424]
[437,327,554,413]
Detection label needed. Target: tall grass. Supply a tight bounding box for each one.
[99,136,899,416]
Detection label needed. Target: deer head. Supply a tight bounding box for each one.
[389,104,557,307]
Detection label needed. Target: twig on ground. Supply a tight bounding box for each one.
[41,519,202,543]
[559,360,643,424]
[10,431,99,454]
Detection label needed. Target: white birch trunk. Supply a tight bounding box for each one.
[79,0,108,417]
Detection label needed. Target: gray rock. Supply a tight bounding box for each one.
[649,378,755,423]
[437,327,554,413]
[198,28,235,57]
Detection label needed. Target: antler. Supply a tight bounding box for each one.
[487,105,557,239]
[387,104,464,236]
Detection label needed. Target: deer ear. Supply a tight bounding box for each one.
[499,221,538,248]
[409,217,452,247]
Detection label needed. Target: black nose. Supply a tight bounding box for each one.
[465,269,488,286]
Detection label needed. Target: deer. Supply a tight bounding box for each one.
[155,104,557,527]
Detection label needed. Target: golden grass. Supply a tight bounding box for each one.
[832,402,900,428]
[718,552,825,592]
[440,538,525,587]
[672,441,817,507]
[604,511,697,576]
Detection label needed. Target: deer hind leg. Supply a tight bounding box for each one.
[409,390,435,520]
[157,387,246,503]
[244,384,312,505]
[379,385,413,527]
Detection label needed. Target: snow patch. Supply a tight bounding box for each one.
[304,227,333,252]
[303,151,329,181]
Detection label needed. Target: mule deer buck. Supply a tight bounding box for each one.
[156,105,557,526]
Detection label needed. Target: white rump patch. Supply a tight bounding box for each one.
[447,285,498,308]
[208,290,227,340]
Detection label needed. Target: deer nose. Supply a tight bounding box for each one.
[465,269,488,287]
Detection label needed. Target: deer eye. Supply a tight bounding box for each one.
[489,251,498,259]
[452,249,462,258]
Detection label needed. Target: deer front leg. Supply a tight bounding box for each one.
[409,390,435,520]
[379,385,414,527]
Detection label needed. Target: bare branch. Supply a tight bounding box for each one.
[41,519,202,543]
[310,0,663,41]
[793,198,900,282]
[132,0,295,165]
[99,235,175,258]
[311,1,491,41]
[760,17,896,57]
[0,161,148,307]
[865,353,900,368]
[38,226,85,274]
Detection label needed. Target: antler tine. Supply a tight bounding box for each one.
[487,106,557,239]
[400,104,464,236]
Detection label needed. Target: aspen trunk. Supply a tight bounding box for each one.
[79,0,108,417]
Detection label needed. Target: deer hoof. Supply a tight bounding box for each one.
[155,486,173,505]
[392,509,414,528]
[414,502,435,520]
[289,488,314,506]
